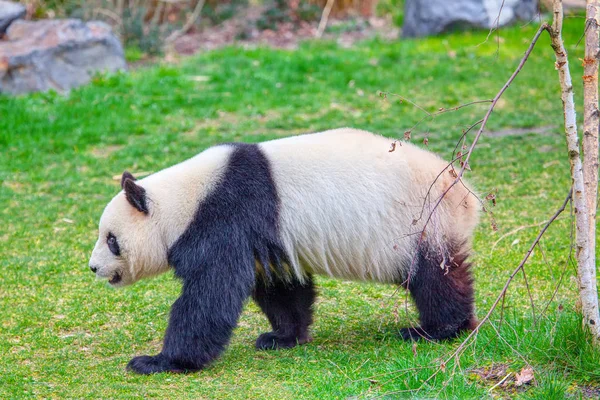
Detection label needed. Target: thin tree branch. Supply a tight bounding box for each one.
[382,93,491,138]
[491,217,568,252]
[400,24,548,293]
[520,263,537,324]
[165,0,206,44]
[316,0,335,38]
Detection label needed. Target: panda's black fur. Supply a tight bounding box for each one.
[90,130,478,374]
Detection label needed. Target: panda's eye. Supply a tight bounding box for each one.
[107,233,120,256]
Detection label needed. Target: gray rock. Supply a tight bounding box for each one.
[0,19,127,95]
[403,0,538,37]
[0,0,25,35]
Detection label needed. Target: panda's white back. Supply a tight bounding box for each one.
[259,128,478,283]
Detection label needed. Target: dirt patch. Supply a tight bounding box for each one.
[578,386,600,398]
[470,364,538,395]
[180,110,242,137]
[89,144,124,158]
[173,7,398,55]
[470,363,510,384]
[2,180,26,193]
[485,126,555,138]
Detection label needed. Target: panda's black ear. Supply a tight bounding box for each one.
[123,178,149,215]
[121,171,136,189]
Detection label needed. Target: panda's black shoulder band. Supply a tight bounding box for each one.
[141,144,289,372]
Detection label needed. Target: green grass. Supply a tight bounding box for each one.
[2,15,600,399]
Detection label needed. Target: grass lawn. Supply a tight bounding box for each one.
[2,14,600,399]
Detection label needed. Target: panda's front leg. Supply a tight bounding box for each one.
[127,272,253,374]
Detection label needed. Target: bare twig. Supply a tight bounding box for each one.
[489,371,513,392]
[165,0,206,44]
[151,1,165,26]
[427,23,548,216]
[316,0,335,38]
[451,119,485,161]
[477,0,507,57]
[401,25,548,292]
[487,321,537,385]
[520,266,537,324]
[382,93,492,137]
[116,0,124,33]
[537,192,575,323]
[491,217,568,251]
[537,243,573,323]
[498,290,507,328]
[92,8,122,24]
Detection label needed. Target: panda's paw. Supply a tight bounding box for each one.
[127,354,187,374]
[400,325,464,341]
[399,327,430,342]
[255,332,311,350]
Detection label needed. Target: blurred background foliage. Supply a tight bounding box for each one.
[16,0,403,55]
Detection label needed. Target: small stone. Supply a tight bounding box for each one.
[0,1,25,35]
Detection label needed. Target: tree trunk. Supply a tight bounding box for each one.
[583,0,600,343]
[548,0,600,343]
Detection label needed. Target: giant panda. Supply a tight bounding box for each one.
[88,128,479,374]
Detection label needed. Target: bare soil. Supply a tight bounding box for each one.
[172,6,399,55]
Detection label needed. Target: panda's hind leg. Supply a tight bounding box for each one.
[400,242,477,341]
[253,274,315,350]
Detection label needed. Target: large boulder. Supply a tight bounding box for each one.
[0,19,126,95]
[0,1,25,35]
[403,0,538,37]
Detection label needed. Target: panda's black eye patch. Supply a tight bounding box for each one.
[107,232,120,256]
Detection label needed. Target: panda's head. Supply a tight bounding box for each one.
[88,171,169,287]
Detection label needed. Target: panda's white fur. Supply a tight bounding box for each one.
[89,128,480,374]
[260,129,478,283]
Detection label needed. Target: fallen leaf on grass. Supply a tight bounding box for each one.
[515,367,534,387]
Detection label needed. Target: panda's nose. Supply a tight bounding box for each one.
[90,265,98,273]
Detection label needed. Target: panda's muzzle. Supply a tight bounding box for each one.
[89,262,122,285]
